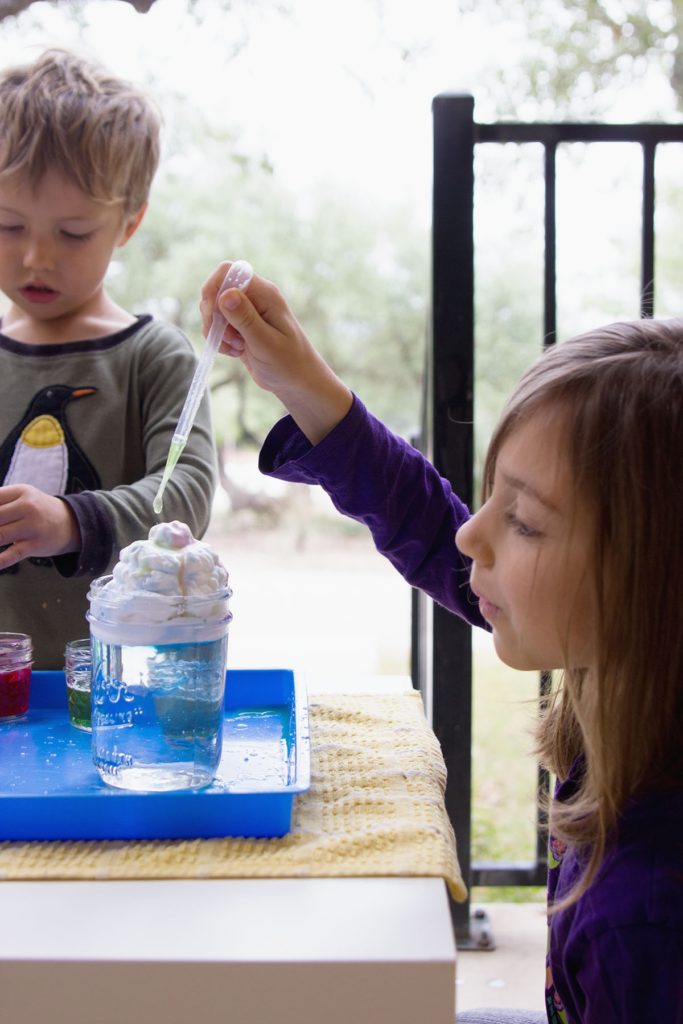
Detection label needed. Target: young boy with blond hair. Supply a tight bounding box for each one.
[0,49,217,668]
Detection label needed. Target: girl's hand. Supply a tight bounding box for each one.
[200,265,313,393]
[0,485,80,570]
[200,264,352,444]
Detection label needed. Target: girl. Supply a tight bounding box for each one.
[201,265,683,1023]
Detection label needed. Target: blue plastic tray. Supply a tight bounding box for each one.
[0,668,310,842]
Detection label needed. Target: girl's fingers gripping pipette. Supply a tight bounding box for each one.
[152,260,254,516]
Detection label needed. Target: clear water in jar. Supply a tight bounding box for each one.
[91,636,227,791]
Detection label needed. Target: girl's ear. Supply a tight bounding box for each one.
[118,203,148,247]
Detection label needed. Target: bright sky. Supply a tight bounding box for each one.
[0,0,678,329]
[0,0,517,225]
[0,0,676,230]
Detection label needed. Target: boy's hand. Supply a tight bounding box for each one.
[200,264,353,445]
[0,485,80,570]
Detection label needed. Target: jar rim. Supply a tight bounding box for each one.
[0,632,32,649]
[65,638,91,650]
[0,631,32,669]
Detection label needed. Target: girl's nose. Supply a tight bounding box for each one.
[455,506,494,567]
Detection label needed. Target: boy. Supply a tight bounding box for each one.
[0,49,217,668]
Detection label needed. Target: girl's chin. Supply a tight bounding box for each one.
[491,634,548,673]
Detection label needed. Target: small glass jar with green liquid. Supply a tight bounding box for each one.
[65,638,92,731]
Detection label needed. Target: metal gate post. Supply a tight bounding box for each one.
[430,93,478,944]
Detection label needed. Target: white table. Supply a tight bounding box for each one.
[0,676,457,1024]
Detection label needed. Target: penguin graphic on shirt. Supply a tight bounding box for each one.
[0,384,100,572]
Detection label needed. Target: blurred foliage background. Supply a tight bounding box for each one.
[1,0,681,886]
[1,0,681,461]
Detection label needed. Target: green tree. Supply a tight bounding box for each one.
[111,105,427,446]
[1,0,680,453]
[461,0,683,117]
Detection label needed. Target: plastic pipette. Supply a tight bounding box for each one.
[153,259,254,515]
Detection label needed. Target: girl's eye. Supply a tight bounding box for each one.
[0,224,22,233]
[504,510,541,538]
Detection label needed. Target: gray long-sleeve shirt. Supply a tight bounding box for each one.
[0,314,217,668]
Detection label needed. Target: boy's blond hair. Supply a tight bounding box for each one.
[0,48,161,214]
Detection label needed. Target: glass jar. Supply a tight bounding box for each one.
[87,576,232,792]
[0,632,33,722]
[64,638,92,732]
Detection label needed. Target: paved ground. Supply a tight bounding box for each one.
[456,903,547,1014]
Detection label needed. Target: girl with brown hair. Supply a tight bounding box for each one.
[201,264,683,1023]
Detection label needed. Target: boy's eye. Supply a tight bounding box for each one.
[60,230,92,241]
[0,224,22,233]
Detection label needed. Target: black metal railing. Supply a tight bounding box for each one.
[417,93,683,944]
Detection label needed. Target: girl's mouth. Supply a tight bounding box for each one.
[20,284,59,305]
[478,595,501,620]
[471,585,501,621]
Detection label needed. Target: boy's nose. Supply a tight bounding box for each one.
[455,508,494,567]
[23,237,55,272]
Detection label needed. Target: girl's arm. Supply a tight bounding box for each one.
[201,265,486,629]
[259,394,486,628]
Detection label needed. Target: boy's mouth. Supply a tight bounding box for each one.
[20,283,59,305]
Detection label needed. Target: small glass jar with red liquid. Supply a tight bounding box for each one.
[0,633,33,722]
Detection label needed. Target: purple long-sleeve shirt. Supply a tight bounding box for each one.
[260,395,683,1023]
[260,394,486,628]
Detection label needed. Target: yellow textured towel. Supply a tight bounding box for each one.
[0,692,466,901]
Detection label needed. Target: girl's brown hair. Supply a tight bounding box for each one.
[0,49,161,214]
[483,318,683,909]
